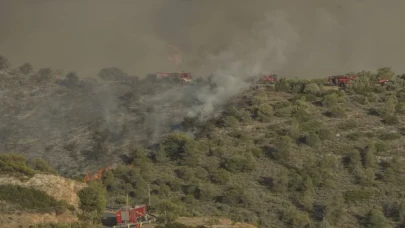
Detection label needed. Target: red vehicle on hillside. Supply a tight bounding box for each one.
[115,204,155,226]
[327,75,356,87]
[150,71,192,83]
[262,74,278,84]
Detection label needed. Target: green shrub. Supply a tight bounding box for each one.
[303,83,321,95]
[0,154,35,176]
[78,181,106,214]
[251,147,264,158]
[255,104,274,122]
[374,141,389,153]
[365,206,390,228]
[317,128,334,140]
[344,189,375,203]
[27,158,57,174]
[352,95,369,105]
[304,132,320,146]
[222,116,239,127]
[378,132,401,141]
[325,106,346,118]
[212,169,230,185]
[223,154,256,173]
[280,206,311,227]
[382,114,399,125]
[338,120,358,130]
[0,185,68,211]
[346,131,363,141]
[322,93,339,107]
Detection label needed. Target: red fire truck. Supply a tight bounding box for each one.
[115,204,155,227]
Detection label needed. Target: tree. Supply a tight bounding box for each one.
[35,68,53,82]
[398,200,405,225]
[212,169,230,185]
[322,93,339,108]
[362,143,377,169]
[273,136,293,162]
[346,150,362,172]
[305,132,320,147]
[161,132,194,161]
[98,67,128,81]
[0,55,10,70]
[256,104,273,122]
[155,144,169,163]
[181,140,203,167]
[18,62,33,74]
[303,82,321,95]
[156,200,184,224]
[78,181,107,214]
[300,177,315,211]
[272,167,289,193]
[65,72,80,87]
[383,94,397,115]
[376,67,395,81]
[324,192,345,226]
[130,147,149,166]
[365,206,389,228]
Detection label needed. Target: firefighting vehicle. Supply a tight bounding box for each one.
[147,71,192,83]
[103,204,156,227]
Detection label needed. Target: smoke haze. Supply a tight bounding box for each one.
[1,0,405,78]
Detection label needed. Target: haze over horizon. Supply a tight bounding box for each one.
[1,0,405,78]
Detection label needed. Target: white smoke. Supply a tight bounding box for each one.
[188,10,300,119]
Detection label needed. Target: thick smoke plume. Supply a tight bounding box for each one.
[2,0,405,77]
[188,11,300,118]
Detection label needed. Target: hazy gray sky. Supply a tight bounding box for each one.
[1,0,405,77]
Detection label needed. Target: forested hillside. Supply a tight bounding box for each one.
[99,68,405,228]
[2,54,405,227]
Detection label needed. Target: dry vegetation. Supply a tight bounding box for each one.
[2,54,405,227]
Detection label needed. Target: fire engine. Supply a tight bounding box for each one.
[261,74,278,84]
[103,204,156,227]
[147,72,192,83]
[327,75,356,87]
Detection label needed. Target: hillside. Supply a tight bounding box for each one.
[0,59,216,177]
[0,153,105,228]
[2,55,405,227]
[97,69,405,228]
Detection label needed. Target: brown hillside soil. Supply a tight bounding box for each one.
[141,217,257,228]
[0,211,78,228]
[0,173,87,209]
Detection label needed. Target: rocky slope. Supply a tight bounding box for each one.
[0,173,86,209]
[0,171,87,228]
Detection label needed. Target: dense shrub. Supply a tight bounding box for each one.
[19,62,33,74]
[0,185,68,211]
[0,154,35,176]
[78,181,106,214]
